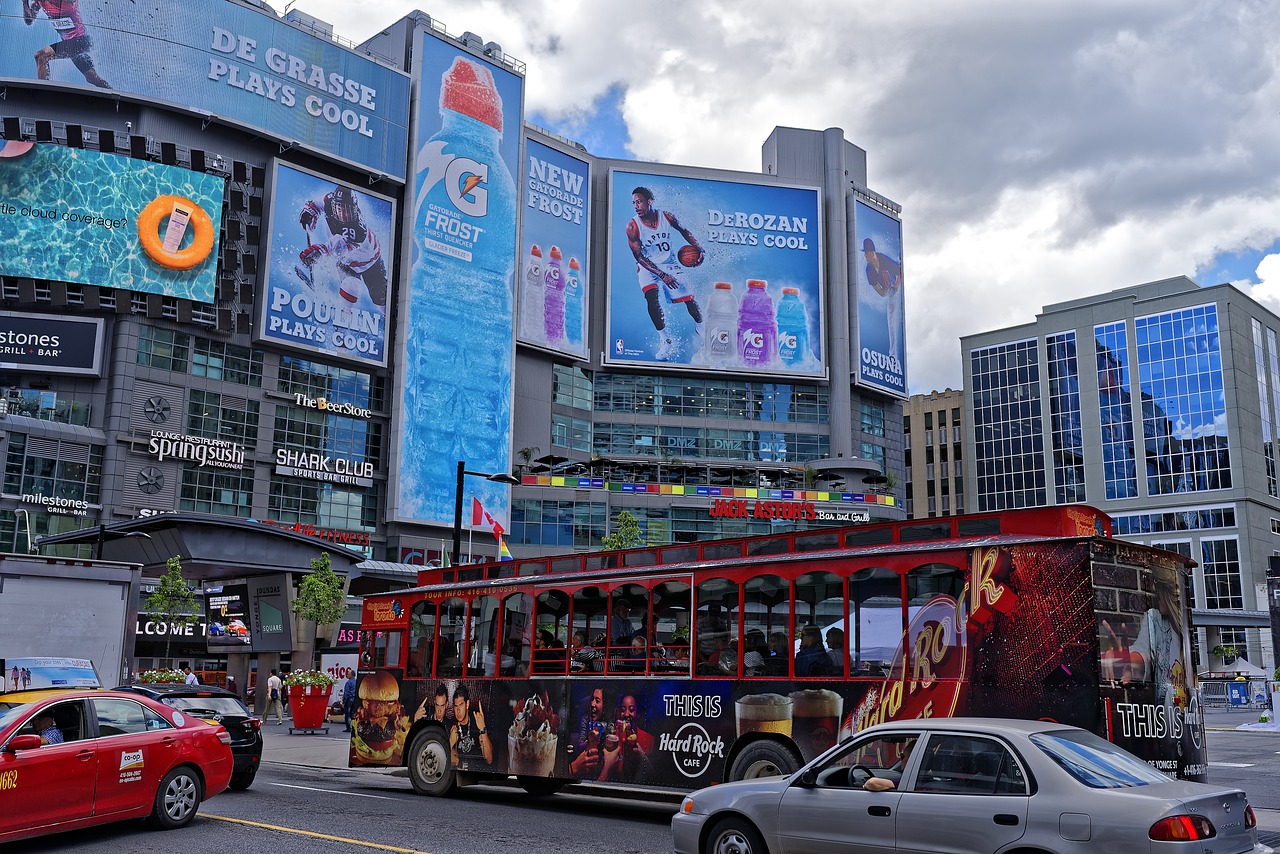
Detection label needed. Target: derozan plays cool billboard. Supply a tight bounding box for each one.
[606,170,824,378]
[853,200,906,397]
[0,0,410,179]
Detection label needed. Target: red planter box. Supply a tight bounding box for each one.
[288,685,331,729]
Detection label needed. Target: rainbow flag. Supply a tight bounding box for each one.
[498,535,513,561]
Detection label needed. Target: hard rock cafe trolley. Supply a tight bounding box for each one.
[350,505,1206,796]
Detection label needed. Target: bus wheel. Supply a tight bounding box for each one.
[407,729,454,796]
[729,740,800,781]
[517,776,567,797]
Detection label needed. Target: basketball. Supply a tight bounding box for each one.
[678,245,702,267]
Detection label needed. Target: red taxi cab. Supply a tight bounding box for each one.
[0,682,234,843]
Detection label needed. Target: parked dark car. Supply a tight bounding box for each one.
[115,683,262,790]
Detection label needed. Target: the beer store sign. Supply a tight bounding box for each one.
[709,499,817,521]
[148,431,246,469]
[275,448,374,488]
[293,393,373,419]
[22,492,90,516]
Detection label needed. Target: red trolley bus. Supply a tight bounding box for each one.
[351,505,1206,795]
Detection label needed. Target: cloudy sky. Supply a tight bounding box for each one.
[303,0,1280,394]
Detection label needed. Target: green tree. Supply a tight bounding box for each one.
[293,552,347,669]
[601,510,644,551]
[145,555,199,664]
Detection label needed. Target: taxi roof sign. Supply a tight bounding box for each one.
[2,657,101,693]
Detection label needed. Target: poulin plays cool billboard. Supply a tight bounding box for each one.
[853,200,906,397]
[392,35,523,527]
[606,170,823,378]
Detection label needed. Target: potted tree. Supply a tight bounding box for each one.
[282,669,336,730]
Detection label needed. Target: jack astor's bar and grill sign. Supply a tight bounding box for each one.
[148,431,246,468]
[274,448,374,488]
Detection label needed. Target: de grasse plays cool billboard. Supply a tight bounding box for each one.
[0,142,223,302]
[257,162,396,368]
[853,200,906,397]
[606,170,824,378]
[392,33,523,529]
[517,138,590,360]
[0,0,410,179]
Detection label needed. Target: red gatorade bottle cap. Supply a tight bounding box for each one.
[549,246,562,260]
[530,245,542,256]
[782,287,799,294]
[746,279,768,289]
[714,282,733,290]
[441,57,503,131]
[569,258,581,270]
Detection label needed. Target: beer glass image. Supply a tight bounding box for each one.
[790,689,842,759]
[735,692,793,738]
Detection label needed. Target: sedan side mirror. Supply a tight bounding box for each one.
[4,734,43,752]
[797,768,818,787]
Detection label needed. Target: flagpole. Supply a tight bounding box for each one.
[467,529,473,564]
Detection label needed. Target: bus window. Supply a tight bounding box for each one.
[571,586,608,673]
[696,578,739,676]
[652,580,692,673]
[407,601,437,678]
[745,575,790,677]
[796,571,844,677]
[360,629,402,670]
[469,595,500,676]
[533,589,570,674]
[437,597,466,677]
[609,584,649,674]
[503,592,533,677]
[850,567,903,677]
[906,563,966,679]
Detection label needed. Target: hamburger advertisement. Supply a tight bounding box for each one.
[350,670,411,765]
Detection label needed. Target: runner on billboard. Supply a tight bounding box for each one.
[862,237,902,364]
[626,186,705,362]
[297,185,389,307]
[23,0,110,89]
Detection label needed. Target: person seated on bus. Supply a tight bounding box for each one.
[795,625,831,676]
[570,630,603,672]
[610,599,639,654]
[765,631,790,676]
[623,635,649,671]
[743,650,767,677]
[532,630,566,674]
[826,627,846,674]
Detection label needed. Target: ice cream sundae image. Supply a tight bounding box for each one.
[509,689,560,776]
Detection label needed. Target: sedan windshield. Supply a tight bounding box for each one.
[1031,729,1173,788]
[0,701,34,729]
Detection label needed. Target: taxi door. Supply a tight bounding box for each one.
[90,698,179,816]
[0,700,96,835]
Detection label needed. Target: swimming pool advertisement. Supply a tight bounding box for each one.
[0,141,224,302]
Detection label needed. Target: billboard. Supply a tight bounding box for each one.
[204,581,252,651]
[0,142,223,302]
[0,1,411,179]
[518,138,589,359]
[257,161,395,368]
[0,312,104,376]
[391,34,523,527]
[248,575,292,653]
[853,200,906,397]
[606,170,824,377]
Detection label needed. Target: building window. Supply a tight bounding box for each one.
[192,338,264,387]
[272,406,381,468]
[1,388,90,426]
[1111,504,1236,536]
[860,402,885,437]
[510,499,606,548]
[552,365,594,411]
[861,442,886,472]
[277,356,380,412]
[137,326,190,372]
[970,339,1045,511]
[188,390,260,450]
[1046,331,1085,504]
[1096,321,1137,500]
[551,414,592,452]
[179,465,254,517]
[1200,537,1243,610]
[1268,329,1280,497]
[3,432,103,504]
[267,478,377,555]
[593,374,828,423]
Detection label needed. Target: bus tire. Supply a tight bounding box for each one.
[406,728,454,796]
[517,775,567,797]
[728,739,801,781]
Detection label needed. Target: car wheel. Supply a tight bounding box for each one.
[151,766,203,829]
[407,728,454,796]
[228,767,257,790]
[705,816,769,854]
[517,775,567,797]
[728,740,800,781]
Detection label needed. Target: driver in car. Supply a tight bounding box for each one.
[864,737,915,792]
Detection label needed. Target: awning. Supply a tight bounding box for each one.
[1190,608,1270,628]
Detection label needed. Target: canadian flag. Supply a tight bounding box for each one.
[471,497,505,540]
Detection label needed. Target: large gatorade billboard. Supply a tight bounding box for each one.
[0,0,411,180]
[605,169,824,379]
[853,200,906,397]
[0,141,223,302]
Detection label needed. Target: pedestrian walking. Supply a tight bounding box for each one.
[266,668,284,724]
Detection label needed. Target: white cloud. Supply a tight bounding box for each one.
[296,0,1280,393]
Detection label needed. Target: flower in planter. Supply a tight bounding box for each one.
[282,669,336,689]
[139,669,186,684]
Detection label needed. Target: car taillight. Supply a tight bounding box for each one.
[216,727,232,745]
[1149,815,1216,841]
[1246,805,1257,829]
[247,717,262,732]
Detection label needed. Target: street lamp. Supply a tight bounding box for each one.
[13,508,34,554]
[453,460,520,565]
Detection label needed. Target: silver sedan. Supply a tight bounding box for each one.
[673,717,1271,854]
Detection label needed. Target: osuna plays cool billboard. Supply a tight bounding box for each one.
[391,33,523,528]
[257,162,395,368]
[0,0,410,179]
[606,170,824,378]
[517,138,590,360]
[853,200,906,397]
[0,141,223,302]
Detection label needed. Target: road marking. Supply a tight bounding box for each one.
[204,814,430,853]
[268,782,398,799]
[1210,761,1256,767]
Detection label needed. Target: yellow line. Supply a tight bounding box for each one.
[203,813,431,853]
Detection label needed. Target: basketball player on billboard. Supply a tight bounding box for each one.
[626,186,705,361]
[23,0,110,89]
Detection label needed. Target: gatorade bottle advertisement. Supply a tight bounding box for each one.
[605,169,823,377]
[519,139,590,359]
[394,37,524,529]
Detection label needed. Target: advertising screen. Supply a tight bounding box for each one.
[257,161,395,368]
[391,33,523,527]
[853,200,906,397]
[517,138,589,359]
[0,311,104,375]
[0,1,411,179]
[204,581,251,651]
[606,170,824,377]
[248,575,292,653]
[0,142,223,302]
